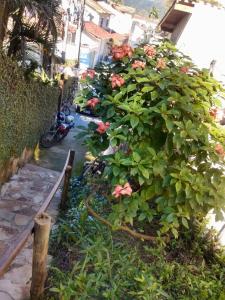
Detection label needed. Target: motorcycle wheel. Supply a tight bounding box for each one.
[55,129,69,142]
[40,131,57,148]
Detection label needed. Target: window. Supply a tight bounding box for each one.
[100,17,104,28]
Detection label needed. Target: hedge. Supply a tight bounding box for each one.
[0,52,59,167]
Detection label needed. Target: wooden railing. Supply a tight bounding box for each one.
[0,150,75,281]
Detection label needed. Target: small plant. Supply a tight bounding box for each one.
[76,40,225,238]
[46,177,225,300]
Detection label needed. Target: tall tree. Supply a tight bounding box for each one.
[0,0,61,55]
[0,1,10,46]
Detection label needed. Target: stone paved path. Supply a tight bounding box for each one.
[0,112,93,300]
[0,164,61,300]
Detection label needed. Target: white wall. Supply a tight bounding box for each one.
[130,24,145,46]
[175,3,225,83]
[109,12,132,35]
[80,32,101,70]
[84,5,101,25]
[98,2,132,35]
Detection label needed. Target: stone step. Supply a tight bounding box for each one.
[0,164,61,300]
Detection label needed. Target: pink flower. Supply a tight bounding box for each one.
[96,122,110,134]
[81,69,95,80]
[111,44,133,60]
[156,58,166,70]
[112,182,133,198]
[215,144,225,156]
[144,45,156,58]
[209,107,218,119]
[180,66,189,74]
[132,60,146,69]
[112,185,123,198]
[86,98,100,108]
[111,74,125,88]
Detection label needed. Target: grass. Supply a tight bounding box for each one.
[45,177,225,300]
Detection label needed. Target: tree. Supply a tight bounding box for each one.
[0,1,10,46]
[0,0,61,59]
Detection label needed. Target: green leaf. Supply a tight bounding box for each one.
[113,166,120,176]
[165,119,174,132]
[111,138,117,147]
[127,84,137,92]
[138,213,146,221]
[167,213,174,223]
[182,217,189,229]
[114,91,124,101]
[139,176,145,186]
[142,86,154,93]
[175,181,182,193]
[139,165,149,179]
[171,228,178,239]
[133,152,141,162]
[130,115,139,128]
[107,107,115,118]
[151,91,158,100]
[136,77,149,83]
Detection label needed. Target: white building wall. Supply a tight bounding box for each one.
[98,2,132,35]
[109,12,132,35]
[130,25,145,47]
[84,5,101,25]
[175,3,225,83]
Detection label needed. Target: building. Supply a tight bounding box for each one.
[56,0,138,70]
[79,21,111,69]
[97,1,135,35]
[129,14,155,47]
[84,0,111,28]
[159,0,225,83]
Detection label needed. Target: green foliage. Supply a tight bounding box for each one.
[46,177,225,300]
[0,51,58,165]
[77,41,225,237]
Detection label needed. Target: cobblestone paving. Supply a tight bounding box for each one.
[0,164,61,300]
[0,112,92,299]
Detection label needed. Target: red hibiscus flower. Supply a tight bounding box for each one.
[81,69,95,80]
[144,45,156,58]
[180,66,189,74]
[111,74,125,88]
[123,44,133,58]
[111,44,133,60]
[156,58,166,70]
[96,122,110,134]
[86,98,100,108]
[112,182,133,198]
[209,107,218,119]
[132,60,146,69]
[215,144,225,156]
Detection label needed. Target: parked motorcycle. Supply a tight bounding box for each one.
[40,112,75,148]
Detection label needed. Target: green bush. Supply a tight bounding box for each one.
[46,177,225,300]
[0,51,59,165]
[77,41,225,237]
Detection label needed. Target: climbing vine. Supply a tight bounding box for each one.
[0,52,58,167]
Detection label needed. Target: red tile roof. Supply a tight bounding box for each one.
[84,21,111,39]
[84,22,127,42]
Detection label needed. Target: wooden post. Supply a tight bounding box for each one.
[68,150,75,167]
[30,213,51,300]
[60,150,75,210]
[60,165,72,209]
